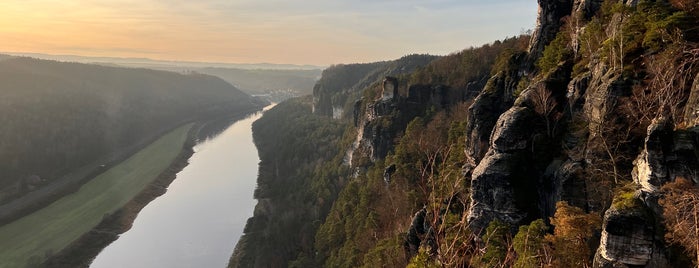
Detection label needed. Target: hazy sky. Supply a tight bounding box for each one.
[0,0,537,66]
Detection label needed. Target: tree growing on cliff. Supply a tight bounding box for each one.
[513,219,550,268]
[478,219,515,267]
[546,202,601,268]
[536,31,572,74]
[660,178,699,266]
[531,84,561,138]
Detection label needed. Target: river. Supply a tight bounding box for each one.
[90,107,270,268]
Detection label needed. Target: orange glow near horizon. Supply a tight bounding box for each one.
[0,1,537,66]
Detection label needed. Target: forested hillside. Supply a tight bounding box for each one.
[312,54,438,118]
[0,56,264,209]
[230,97,349,267]
[232,0,699,267]
[230,35,530,267]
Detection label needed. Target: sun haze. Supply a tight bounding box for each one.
[0,0,537,65]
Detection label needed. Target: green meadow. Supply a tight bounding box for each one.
[0,124,192,268]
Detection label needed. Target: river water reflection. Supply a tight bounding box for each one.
[90,107,269,268]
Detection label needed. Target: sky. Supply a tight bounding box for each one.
[0,0,538,66]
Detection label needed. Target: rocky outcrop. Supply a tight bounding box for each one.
[594,202,668,267]
[633,116,699,196]
[464,51,528,172]
[567,71,591,113]
[312,55,437,118]
[581,61,623,137]
[350,81,471,168]
[464,73,517,170]
[465,54,577,231]
[529,0,575,62]
[467,106,540,231]
[351,96,399,164]
[404,207,430,258]
[573,0,604,20]
[633,116,675,194]
[381,76,398,101]
[546,159,589,214]
[594,115,699,267]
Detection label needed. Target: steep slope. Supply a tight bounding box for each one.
[231,0,699,267]
[0,56,265,219]
[230,35,530,268]
[229,97,348,268]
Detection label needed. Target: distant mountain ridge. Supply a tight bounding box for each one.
[1,52,323,70]
[1,53,324,100]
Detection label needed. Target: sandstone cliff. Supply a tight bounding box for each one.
[232,0,699,266]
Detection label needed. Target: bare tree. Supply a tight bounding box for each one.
[531,84,560,137]
[644,39,699,125]
[660,178,699,266]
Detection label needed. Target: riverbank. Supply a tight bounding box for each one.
[0,106,263,268]
[40,124,198,268]
[41,109,265,268]
[0,104,266,226]
[0,123,192,268]
[91,105,272,267]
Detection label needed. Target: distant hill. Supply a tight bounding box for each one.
[0,55,264,203]
[1,52,324,99]
[1,52,323,70]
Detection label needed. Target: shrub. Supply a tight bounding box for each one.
[536,31,572,73]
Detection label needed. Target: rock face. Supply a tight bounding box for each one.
[404,207,431,258]
[581,61,623,137]
[381,76,398,101]
[464,73,517,170]
[633,116,699,196]
[594,204,668,268]
[529,0,575,61]
[633,116,675,194]
[684,73,699,127]
[573,0,604,19]
[350,81,471,168]
[463,51,528,171]
[467,106,539,231]
[312,55,437,118]
[350,93,400,164]
[546,159,589,214]
[594,116,699,267]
